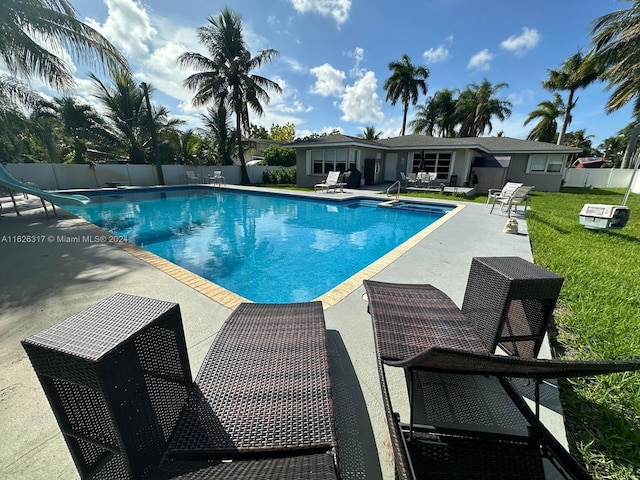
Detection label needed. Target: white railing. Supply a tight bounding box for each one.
[386,180,401,200]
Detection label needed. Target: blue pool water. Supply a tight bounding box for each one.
[64,188,454,303]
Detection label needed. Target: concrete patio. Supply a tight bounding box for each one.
[0,186,566,479]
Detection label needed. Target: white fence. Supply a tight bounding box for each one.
[4,162,640,194]
[563,168,640,193]
[3,163,283,190]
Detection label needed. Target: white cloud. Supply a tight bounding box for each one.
[339,71,383,123]
[289,0,351,25]
[423,45,450,64]
[467,49,494,71]
[506,89,535,107]
[282,57,307,73]
[349,47,366,78]
[296,126,344,138]
[310,63,346,96]
[85,0,155,56]
[500,27,540,56]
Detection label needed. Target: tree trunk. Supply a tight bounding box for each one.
[141,82,164,185]
[557,89,574,146]
[235,109,250,184]
[401,100,408,136]
[621,124,640,169]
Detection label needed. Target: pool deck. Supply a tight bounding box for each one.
[0,184,566,479]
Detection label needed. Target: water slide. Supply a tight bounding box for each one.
[0,164,90,216]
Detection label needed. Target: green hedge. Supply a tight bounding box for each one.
[262,167,296,185]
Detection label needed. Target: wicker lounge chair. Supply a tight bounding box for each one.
[23,297,340,479]
[363,275,640,480]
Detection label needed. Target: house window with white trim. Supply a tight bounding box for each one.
[527,154,564,173]
[411,152,452,179]
[309,149,358,175]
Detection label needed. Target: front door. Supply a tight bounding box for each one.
[384,153,398,182]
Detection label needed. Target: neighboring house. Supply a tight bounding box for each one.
[242,138,283,165]
[572,157,606,169]
[286,134,581,192]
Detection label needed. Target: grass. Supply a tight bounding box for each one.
[526,188,640,479]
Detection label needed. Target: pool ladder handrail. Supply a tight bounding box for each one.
[386,180,401,201]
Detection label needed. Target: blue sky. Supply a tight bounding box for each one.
[45,0,636,145]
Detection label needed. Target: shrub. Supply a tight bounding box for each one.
[263,167,296,185]
[262,144,296,167]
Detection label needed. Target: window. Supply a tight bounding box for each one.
[309,149,359,175]
[527,154,564,173]
[411,152,453,179]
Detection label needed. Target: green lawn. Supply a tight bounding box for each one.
[526,188,640,479]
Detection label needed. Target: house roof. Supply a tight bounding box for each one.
[572,157,606,168]
[286,134,381,149]
[287,133,582,155]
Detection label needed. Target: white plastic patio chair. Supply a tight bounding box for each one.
[208,171,225,186]
[186,170,200,184]
[490,185,534,217]
[485,182,522,208]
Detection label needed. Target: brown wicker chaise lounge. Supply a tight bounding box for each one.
[363,261,640,480]
[22,295,340,479]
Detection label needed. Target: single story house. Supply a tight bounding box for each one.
[286,134,581,193]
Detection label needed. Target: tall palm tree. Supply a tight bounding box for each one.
[590,2,640,168]
[409,88,458,137]
[523,93,565,142]
[591,2,640,115]
[383,54,429,136]
[456,79,512,137]
[0,0,128,106]
[177,8,281,184]
[543,51,600,145]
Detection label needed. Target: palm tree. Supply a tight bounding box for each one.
[91,72,182,164]
[409,88,458,137]
[563,129,597,164]
[543,52,600,145]
[455,79,512,137]
[590,3,640,168]
[199,104,236,165]
[591,2,640,115]
[523,93,565,142]
[0,0,127,107]
[37,96,107,163]
[173,129,203,165]
[383,54,429,136]
[358,126,382,140]
[177,8,281,184]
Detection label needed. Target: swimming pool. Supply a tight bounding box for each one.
[64,187,454,303]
